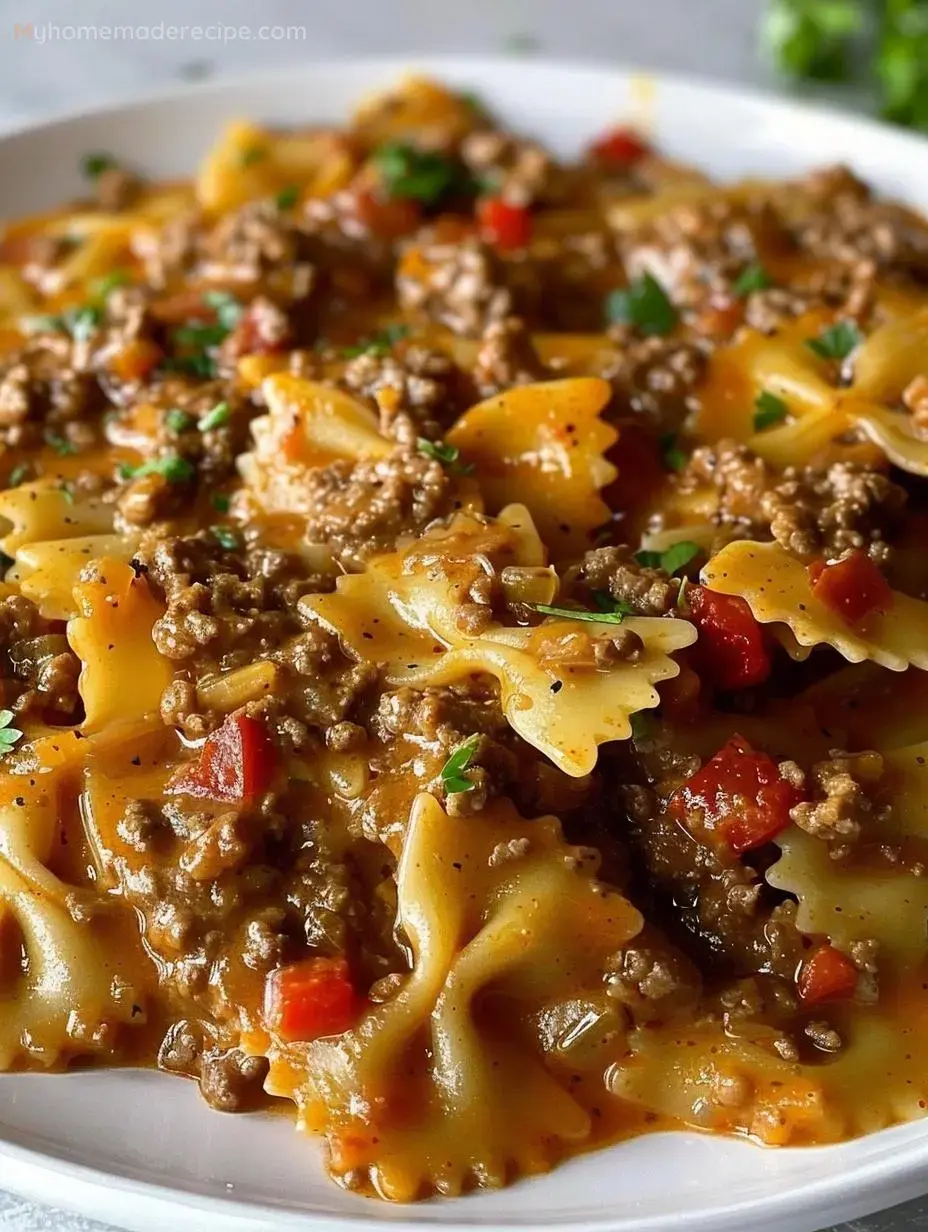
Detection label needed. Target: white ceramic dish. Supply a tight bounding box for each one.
[1,53,928,1232]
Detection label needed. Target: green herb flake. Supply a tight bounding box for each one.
[7,464,29,488]
[733,262,774,297]
[753,390,790,431]
[343,322,411,359]
[526,601,636,625]
[211,493,231,514]
[90,269,130,301]
[165,409,195,434]
[59,484,75,504]
[239,146,267,168]
[440,733,480,795]
[416,437,475,476]
[659,431,687,472]
[605,273,678,337]
[630,711,658,741]
[43,430,78,457]
[119,454,195,484]
[82,152,118,179]
[805,319,863,361]
[374,142,474,207]
[68,305,102,343]
[201,290,244,331]
[210,525,241,551]
[0,708,23,751]
[635,540,702,576]
[274,184,300,211]
[23,314,66,335]
[199,401,231,432]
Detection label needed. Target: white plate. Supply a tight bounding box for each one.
[2,54,928,1232]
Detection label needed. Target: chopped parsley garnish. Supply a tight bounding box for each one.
[342,322,411,358]
[0,709,24,753]
[7,464,28,488]
[753,390,790,431]
[24,303,102,342]
[119,455,195,483]
[374,142,475,207]
[211,493,231,514]
[90,269,130,301]
[59,484,75,504]
[43,430,78,456]
[210,525,241,551]
[635,540,702,576]
[201,290,244,331]
[630,711,658,741]
[239,146,267,168]
[199,401,231,431]
[805,319,862,361]
[161,353,217,379]
[733,262,774,297]
[526,601,636,624]
[165,409,195,434]
[81,152,118,179]
[417,437,475,475]
[605,273,678,337]
[440,733,480,795]
[274,184,300,211]
[659,431,687,472]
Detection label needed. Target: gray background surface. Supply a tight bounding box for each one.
[0,0,920,1228]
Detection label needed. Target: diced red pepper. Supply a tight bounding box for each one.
[265,956,360,1042]
[808,551,893,625]
[353,190,423,240]
[477,196,533,250]
[669,734,804,854]
[797,944,858,1005]
[589,127,651,167]
[688,585,772,691]
[167,713,274,803]
[107,338,164,383]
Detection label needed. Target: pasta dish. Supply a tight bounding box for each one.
[2,75,928,1202]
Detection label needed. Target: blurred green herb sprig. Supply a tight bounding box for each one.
[762,0,928,131]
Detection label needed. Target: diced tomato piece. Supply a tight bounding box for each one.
[589,127,651,167]
[797,944,858,1005]
[696,295,744,338]
[353,190,423,240]
[688,586,772,690]
[107,338,164,383]
[477,196,533,250]
[808,551,893,625]
[265,956,360,1041]
[669,734,804,854]
[167,713,274,803]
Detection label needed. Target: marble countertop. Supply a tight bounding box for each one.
[0,0,923,1228]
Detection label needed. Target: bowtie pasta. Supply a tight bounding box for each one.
[4,73,928,1202]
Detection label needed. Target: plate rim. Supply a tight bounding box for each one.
[1,51,927,1232]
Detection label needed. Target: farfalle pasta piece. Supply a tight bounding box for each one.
[0,772,144,1068]
[0,266,35,324]
[0,480,114,556]
[67,558,174,734]
[767,827,928,966]
[396,622,695,778]
[196,120,356,213]
[446,378,618,557]
[263,794,642,1200]
[701,540,928,671]
[239,373,393,514]
[304,506,695,775]
[12,533,137,620]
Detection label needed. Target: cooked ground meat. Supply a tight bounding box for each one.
[396,237,514,336]
[95,166,142,212]
[0,596,82,718]
[571,546,679,616]
[790,165,928,280]
[761,461,906,564]
[299,450,454,570]
[790,751,886,852]
[679,439,770,531]
[342,344,463,440]
[606,334,706,432]
[459,129,564,207]
[471,316,546,396]
[0,338,105,447]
